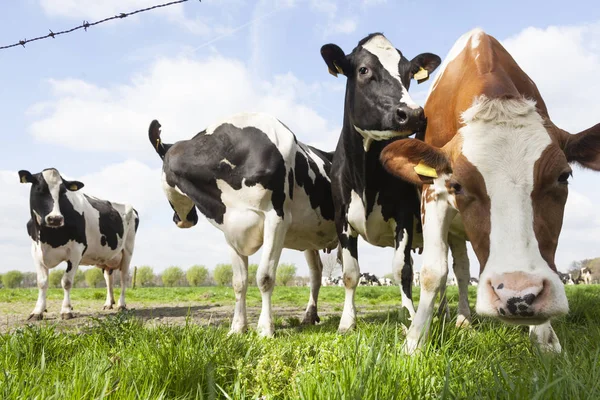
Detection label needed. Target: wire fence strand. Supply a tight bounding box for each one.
[0,0,200,51]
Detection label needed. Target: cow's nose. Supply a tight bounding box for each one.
[489,272,545,318]
[395,106,425,128]
[46,215,64,227]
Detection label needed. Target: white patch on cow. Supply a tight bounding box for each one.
[354,126,412,151]
[32,209,42,225]
[362,34,420,110]
[220,159,236,169]
[427,27,485,99]
[348,190,396,247]
[41,169,64,224]
[457,97,568,318]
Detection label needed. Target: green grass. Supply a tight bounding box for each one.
[1,285,600,399]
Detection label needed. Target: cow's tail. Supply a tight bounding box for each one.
[148,120,170,160]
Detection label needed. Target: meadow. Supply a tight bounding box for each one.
[1,285,600,399]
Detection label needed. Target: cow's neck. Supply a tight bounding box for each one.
[340,117,387,195]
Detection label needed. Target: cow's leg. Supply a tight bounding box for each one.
[117,251,132,311]
[404,183,455,355]
[230,248,249,334]
[60,259,80,319]
[256,212,289,337]
[302,249,322,325]
[29,252,49,321]
[393,220,415,319]
[339,228,360,333]
[103,268,115,310]
[448,234,471,327]
[529,321,561,353]
[437,281,450,320]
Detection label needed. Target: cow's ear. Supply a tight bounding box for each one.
[18,170,34,184]
[559,123,600,170]
[64,179,84,191]
[380,139,451,185]
[410,53,442,84]
[321,44,348,78]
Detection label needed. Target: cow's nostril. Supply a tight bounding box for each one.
[396,109,408,123]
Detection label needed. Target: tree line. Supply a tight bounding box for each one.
[0,263,300,289]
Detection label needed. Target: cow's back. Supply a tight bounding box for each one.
[425,29,551,148]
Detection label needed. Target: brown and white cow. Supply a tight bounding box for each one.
[380,28,600,353]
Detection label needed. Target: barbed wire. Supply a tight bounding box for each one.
[0,0,200,51]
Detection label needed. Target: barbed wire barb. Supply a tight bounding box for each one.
[0,0,200,51]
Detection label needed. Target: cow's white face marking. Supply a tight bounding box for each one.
[353,126,413,151]
[362,35,420,111]
[42,169,64,226]
[457,97,568,316]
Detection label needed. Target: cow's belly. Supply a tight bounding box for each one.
[284,192,337,251]
[347,191,395,247]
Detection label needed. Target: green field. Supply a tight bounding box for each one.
[1,285,600,399]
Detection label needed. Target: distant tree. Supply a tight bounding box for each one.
[74,270,85,288]
[276,263,297,286]
[85,268,104,288]
[213,264,233,286]
[186,265,209,287]
[322,252,342,279]
[248,264,259,286]
[136,266,155,287]
[49,269,63,288]
[22,272,37,288]
[162,266,185,287]
[2,271,24,288]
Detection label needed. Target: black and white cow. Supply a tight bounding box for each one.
[148,112,338,336]
[18,168,139,320]
[320,33,441,331]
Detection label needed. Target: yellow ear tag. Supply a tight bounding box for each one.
[414,161,438,178]
[69,184,79,190]
[414,67,429,84]
[20,176,28,183]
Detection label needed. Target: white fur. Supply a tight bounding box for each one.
[362,35,420,110]
[354,126,413,151]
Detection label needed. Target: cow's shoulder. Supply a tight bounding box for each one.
[84,195,125,250]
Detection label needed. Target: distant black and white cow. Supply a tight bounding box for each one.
[320,33,441,331]
[18,168,139,320]
[148,112,338,336]
[581,267,593,285]
[359,272,380,286]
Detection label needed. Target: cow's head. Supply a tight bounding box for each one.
[381,96,600,325]
[18,168,84,228]
[321,33,440,147]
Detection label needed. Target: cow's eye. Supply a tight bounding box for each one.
[558,171,572,185]
[359,67,369,75]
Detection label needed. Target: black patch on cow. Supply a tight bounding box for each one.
[66,261,73,273]
[497,283,504,290]
[294,144,335,220]
[85,195,124,250]
[288,169,294,200]
[339,233,358,259]
[162,123,290,224]
[134,209,140,232]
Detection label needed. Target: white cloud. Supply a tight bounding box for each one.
[29,55,337,158]
[362,0,387,5]
[309,0,357,37]
[325,17,357,36]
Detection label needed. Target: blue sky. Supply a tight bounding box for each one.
[2,0,600,277]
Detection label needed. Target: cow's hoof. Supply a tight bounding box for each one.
[402,338,421,356]
[456,315,472,329]
[27,313,43,321]
[301,314,321,325]
[117,306,127,311]
[61,313,74,320]
[103,305,113,310]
